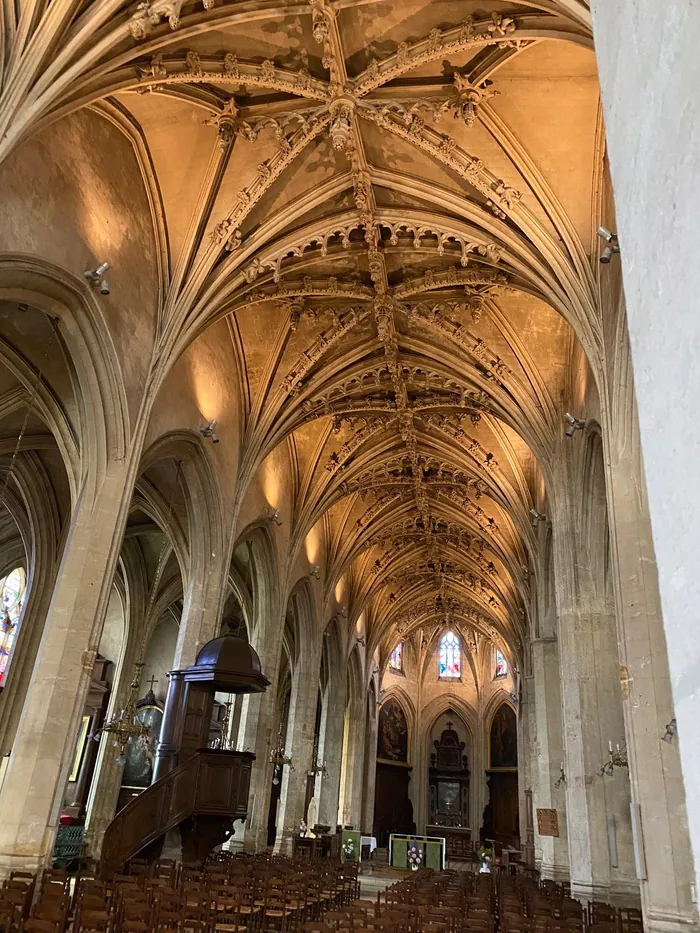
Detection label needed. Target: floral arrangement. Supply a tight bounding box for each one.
[408,845,423,870]
[477,845,493,873]
[299,819,308,836]
[342,838,356,860]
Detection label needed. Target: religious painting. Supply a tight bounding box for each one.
[377,698,408,763]
[68,715,91,783]
[490,703,518,768]
[437,780,460,814]
[121,704,163,788]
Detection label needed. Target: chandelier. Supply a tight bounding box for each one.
[94,661,150,765]
[270,724,293,784]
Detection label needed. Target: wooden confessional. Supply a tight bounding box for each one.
[101,635,269,876]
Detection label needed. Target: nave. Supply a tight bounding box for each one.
[0,1,698,931]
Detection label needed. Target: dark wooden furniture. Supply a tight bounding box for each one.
[101,635,269,876]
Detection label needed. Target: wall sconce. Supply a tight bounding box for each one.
[662,718,677,744]
[600,740,629,776]
[597,227,620,264]
[529,508,547,527]
[264,507,282,526]
[84,261,110,295]
[309,565,321,579]
[199,420,220,444]
[356,635,365,647]
[564,412,586,437]
[555,762,566,787]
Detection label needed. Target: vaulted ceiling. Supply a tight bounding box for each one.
[1,0,600,668]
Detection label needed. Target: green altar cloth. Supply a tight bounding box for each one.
[389,833,446,870]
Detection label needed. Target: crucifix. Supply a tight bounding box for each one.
[446,720,453,730]
[146,675,158,692]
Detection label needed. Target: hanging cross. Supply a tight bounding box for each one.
[146,675,158,691]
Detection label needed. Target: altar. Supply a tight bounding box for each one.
[389,833,446,871]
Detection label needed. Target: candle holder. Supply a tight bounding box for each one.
[599,741,628,776]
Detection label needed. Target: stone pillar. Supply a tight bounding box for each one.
[274,645,321,854]
[361,699,378,834]
[82,622,149,859]
[0,461,135,875]
[318,678,346,829]
[530,637,569,881]
[602,384,698,930]
[591,0,700,912]
[238,628,285,852]
[550,455,637,904]
[339,696,366,829]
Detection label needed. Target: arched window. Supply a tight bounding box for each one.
[0,568,26,685]
[389,642,403,672]
[439,630,461,679]
[495,650,508,678]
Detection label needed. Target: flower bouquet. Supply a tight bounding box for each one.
[408,845,422,871]
[342,838,356,861]
[299,819,308,837]
[477,845,493,873]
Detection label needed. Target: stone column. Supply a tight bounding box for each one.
[339,696,366,829]
[550,455,636,904]
[238,628,285,852]
[591,1,700,912]
[0,460,135,875]
[361,700,378,834]
[274,644,322,854]
[602,381,698,930]
[530,637,569,880]
[318,678,346,829]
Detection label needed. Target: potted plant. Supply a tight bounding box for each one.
[408,845,423,871]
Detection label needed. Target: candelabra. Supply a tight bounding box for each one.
[270,724,293,786]
[94,662,150,765]
[211,698,235,750]
[599,741,628,776]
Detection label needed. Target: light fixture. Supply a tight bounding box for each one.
[662,718,677,744]
[199,420,219,444]
[269,724,293,784]
[597,227,620,264]
[555,762,566,787]
[529,508,547,527]
[356,635,365,647]
[92,662,150,765]
[84,261,110,295]
[599,740,628,776]
[264,507,282,526]
[564,412,586,437]
[211,696,235,751]
[309,565,321,579]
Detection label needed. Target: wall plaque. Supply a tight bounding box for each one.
[536,808,559,837]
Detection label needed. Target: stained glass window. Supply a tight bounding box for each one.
[495,650,508,678]
[389,642,403,672]
[0,568,26,686]
[439,630,461,679]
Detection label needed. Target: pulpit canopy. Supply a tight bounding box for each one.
[184,635,270,693]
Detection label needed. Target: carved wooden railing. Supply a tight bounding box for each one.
[101,749,254,876]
